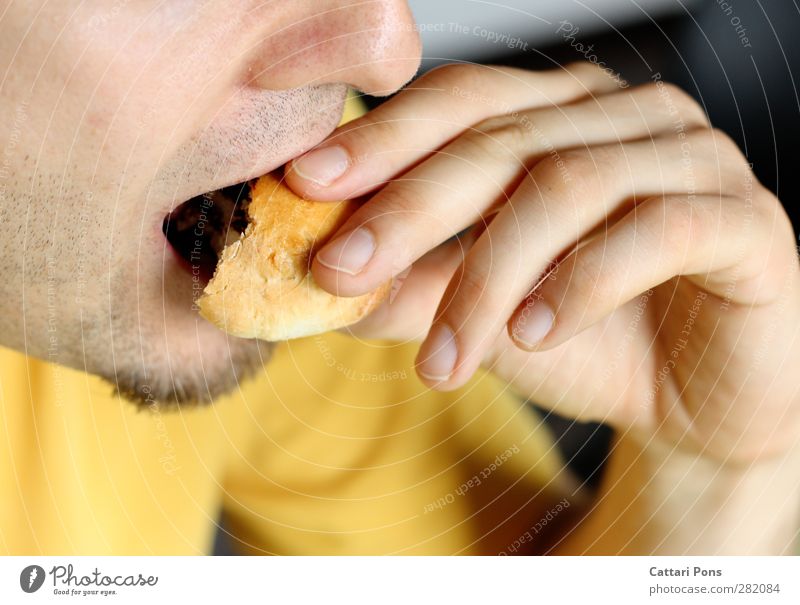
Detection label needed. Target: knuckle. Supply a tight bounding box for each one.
[566,59,603,72]
[556,254,606,307]
[474,114,515,134]
[707,127,746,159]
[662,82,699,111]
[672,127,752,196]
[558,147,599,172]
[682,104,711,130]
[752,183,779,216]
[456,128,508,163]
[452,262,499,313]
[418,62,488,92]
[532,148,598,199]
[533,150,570,182]
[691,127,741,157]
[563,60,626,90]
[751,186,786,235]
[370,182,422,217]
[564,60,606,80]
[661,197,693,236]
[637,82,709,128]
[471,115,531,156]
[525,151,601,230]
[658,197,714,249]
[340,116,405,159]
[693,127,752,184]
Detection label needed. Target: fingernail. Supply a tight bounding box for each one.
[512,301,554,348]
[291,145,349,186]
[317,228,375,275]
[417,323,458,382]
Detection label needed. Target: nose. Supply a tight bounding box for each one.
[247,0,422,96]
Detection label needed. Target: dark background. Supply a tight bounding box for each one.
[496,0,800,231]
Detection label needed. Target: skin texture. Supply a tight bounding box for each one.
[0,0,420,404]
[286,63,800,553]
[286,61,800,464]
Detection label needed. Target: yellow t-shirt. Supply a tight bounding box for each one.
[0,97,567,556]
[0,335,567,555]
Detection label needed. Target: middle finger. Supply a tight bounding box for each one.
[312,84,709,296]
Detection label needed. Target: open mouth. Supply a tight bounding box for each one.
[162,181,253,284]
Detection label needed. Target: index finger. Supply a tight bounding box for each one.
[284,62,625,200]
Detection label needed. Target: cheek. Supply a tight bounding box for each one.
[51,21,226,175]
[193,83,347,172]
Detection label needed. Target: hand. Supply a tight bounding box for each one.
[286,63,800,465]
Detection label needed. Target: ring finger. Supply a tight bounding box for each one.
[414,129,750,388]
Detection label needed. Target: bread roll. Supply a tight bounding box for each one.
[198,173,390,341]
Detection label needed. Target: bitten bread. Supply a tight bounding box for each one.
[198,173,390,341]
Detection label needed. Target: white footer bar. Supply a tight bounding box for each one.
[1,556,798,604]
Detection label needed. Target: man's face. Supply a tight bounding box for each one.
[0,1,420,404]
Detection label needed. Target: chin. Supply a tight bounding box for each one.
[109,329,272,409]
[87,226,273,409]
[89,83,350,407]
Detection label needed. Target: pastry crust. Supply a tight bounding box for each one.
[198,173,390,341]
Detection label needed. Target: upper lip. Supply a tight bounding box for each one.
[154,86,348,223]
[156,133,331,219]
[161,162,281,218]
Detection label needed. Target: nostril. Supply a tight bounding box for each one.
[244,0,421,96]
